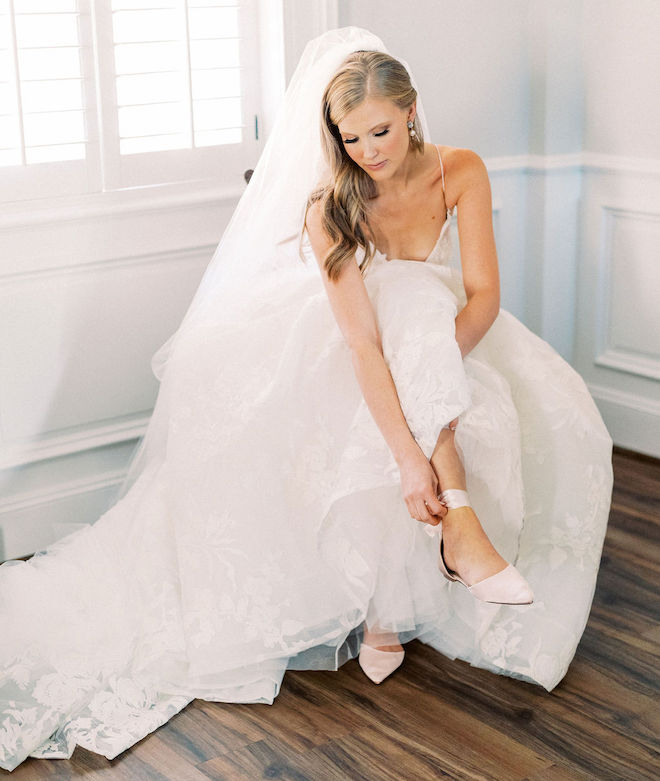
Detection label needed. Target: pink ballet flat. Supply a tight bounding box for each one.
[424,489,534,606]
[358,630,405,684]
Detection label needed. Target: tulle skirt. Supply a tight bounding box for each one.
[0,257,612,770]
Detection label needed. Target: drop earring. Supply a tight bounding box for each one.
[407,119,417,138]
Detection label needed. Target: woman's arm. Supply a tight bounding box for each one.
[444,148,500,357]
[305,201,446,524]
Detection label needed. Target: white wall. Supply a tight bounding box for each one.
[582,0,660,159]
[338,0,532,156]
[573,0,660,457]
[1,0,659,559]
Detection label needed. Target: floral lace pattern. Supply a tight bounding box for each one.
[0,224,612,771]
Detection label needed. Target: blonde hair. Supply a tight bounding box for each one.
[303,50,424,282]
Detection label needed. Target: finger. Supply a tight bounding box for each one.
[425,494,446,517]
[425,503,446,523]
[418,499,435,523]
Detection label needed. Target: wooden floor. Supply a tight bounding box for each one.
[6,448,659,780]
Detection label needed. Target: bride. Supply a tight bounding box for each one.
[0,27,612,772]
[305,48,538,675]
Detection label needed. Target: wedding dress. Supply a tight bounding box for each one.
[0,30,613,772]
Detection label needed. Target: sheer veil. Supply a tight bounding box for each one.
[115,27,433,500]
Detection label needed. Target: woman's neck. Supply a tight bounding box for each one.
[374,145,430,199]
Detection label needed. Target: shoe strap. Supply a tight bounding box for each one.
[422,489,472,538]
[439,489,471,510]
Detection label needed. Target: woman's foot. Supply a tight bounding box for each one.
[358,625,405,684]
[428,489,534,605]
[441,506,509,586]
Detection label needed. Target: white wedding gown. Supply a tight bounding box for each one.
[0,148,613,771]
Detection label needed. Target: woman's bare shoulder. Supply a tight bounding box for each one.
[438,145,486,170]
[436,146,490,206]
[305,197,322,230]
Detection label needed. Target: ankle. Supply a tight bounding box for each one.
[362,626,402,651]
[441,505,474,532]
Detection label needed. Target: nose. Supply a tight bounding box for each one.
[362,139,379,160]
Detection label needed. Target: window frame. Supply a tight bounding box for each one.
[1,0,263,204]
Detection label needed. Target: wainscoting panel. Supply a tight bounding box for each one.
[0,188,239,559]
[0,246,212,456]
[574,165,660,458]
[0,439,136,561]
[595,207,660,380]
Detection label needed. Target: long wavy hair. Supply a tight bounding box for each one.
[303,50,424,282]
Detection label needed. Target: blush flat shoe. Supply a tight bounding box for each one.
[424,489,534,606]
[358,630,405,684]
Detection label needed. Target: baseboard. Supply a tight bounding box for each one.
[589,383,660,459]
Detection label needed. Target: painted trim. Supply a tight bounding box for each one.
[0,242,216,283]
[588,382,660,419]
[0,182,244,230]
[589,382,660,459]
[594,205,660,383]
[486,152,660,176]
[595,349,660,381]
[0,415,148,470]
[0,469,125,514]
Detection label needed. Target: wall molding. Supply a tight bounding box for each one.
[486,152,660,177]
[0,414,148,470]
[486,153,583,173]
[0,242,211,465]
[594,205,660,383]
[0,468,125,515]
[588,381,660,419]
[0,241,217,283]
[0,181,243,231]
[581,152,660,177]
[595,349,660,382]
[589,381,660,459]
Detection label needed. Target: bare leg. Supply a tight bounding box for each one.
[429,427,508,585]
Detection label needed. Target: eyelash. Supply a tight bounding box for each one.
[343,128,389,145]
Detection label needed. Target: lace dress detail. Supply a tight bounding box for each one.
[0,146,612,772]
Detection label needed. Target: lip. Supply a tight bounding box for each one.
[365,160,386,170]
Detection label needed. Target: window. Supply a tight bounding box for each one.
[0,0,261,203]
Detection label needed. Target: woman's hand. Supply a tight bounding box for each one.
[398,446,447,528]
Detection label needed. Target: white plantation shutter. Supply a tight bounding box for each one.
[0,0,260,202]
[113,0,243,155]
[0,0,92,200]
[0,0,85,167]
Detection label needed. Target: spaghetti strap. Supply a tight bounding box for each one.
[435,144,446,197]
[436,144,453,217]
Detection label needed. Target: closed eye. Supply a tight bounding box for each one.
[343,128,390,145]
